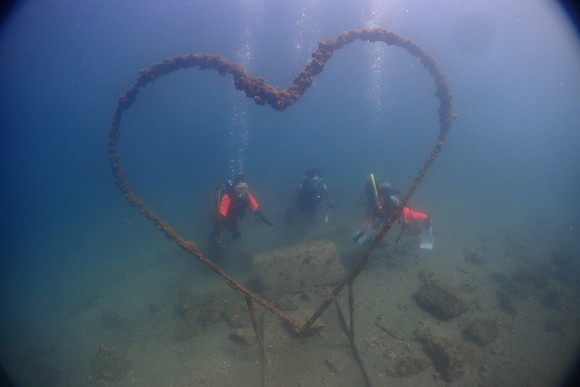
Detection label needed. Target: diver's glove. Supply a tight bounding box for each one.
[255,210,274,227]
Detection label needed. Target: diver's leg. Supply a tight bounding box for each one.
[208,222,225,249]
[395,226,405,244]
[306,205,318,224]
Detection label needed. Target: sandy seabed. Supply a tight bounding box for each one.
[3,200,580,387]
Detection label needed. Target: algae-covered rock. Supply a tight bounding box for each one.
[414,329,465,382]
[388,356,430,377]
[229,327,257,346]
[253,239,345,299]
[463,318,500,346]
[414,280,468,320]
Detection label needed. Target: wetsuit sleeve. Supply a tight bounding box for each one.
[400,207,429,227]
[248,193,273,226]
[248,193,259,211]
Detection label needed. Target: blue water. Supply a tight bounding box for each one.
[1,0,579,385]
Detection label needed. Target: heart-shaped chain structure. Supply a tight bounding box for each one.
[107,28,454,334]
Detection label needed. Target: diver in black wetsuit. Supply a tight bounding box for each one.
[286,168,334,225]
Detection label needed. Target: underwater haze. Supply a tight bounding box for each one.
[1,0,579,386]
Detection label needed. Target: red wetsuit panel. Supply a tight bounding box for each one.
[248,193,259,211]
[219,193,231,217]
[401,207,428,225]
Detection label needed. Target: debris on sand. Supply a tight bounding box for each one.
[414,329,465,382]
[463,318,500,346]
[414,280,468,320]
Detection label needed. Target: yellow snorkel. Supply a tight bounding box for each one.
[369,173,382,210]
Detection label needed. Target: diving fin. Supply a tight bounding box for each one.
[353,230,367,244]
[353,228,378,245]
[420,226,433,249]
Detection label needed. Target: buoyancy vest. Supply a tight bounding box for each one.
[218,192,259,217]
[298,176,324,204]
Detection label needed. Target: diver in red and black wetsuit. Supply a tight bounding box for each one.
[353,174,433,248]
[208,174,273,248]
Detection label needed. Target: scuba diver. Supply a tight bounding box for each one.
[208,174,273,249]
[286,168,335,225]
[353,173,433,249]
